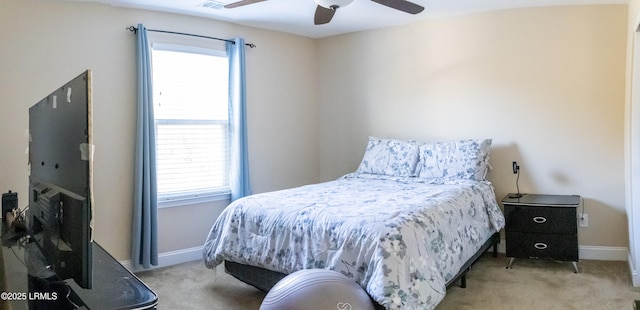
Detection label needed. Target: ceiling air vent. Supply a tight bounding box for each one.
[198,1,227,9]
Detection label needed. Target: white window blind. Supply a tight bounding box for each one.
[151,45,230,204]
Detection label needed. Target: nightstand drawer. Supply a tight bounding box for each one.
[504,205,577,234]
[506,232,578,261]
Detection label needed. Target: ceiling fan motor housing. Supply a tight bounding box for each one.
[314,0,354,9]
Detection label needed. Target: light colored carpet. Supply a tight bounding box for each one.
[136,254,640,309]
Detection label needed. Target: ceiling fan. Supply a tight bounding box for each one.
[224,0,425,25]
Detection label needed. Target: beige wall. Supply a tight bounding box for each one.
[316,6,628,248]
[0,0,319,260]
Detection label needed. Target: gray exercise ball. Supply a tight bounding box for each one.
[260,269,375,310]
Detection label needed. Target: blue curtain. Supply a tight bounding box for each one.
[132,23,158,269]
[228,38,251,201]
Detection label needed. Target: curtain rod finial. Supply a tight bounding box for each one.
[126,26,138,33]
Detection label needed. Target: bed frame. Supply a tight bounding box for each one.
[224,232,500,308]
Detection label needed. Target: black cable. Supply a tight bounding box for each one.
[10,245,27,268]
[508,166,523,198]
[2,205,28,243]
[515,168,521,195]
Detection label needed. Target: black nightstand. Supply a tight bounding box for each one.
[503,193,580,273]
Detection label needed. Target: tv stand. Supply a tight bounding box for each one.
[0,236,157,309]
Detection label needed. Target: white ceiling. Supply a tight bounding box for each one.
[76,0,627,38]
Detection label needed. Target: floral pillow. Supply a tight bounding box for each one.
[415,138,492,181]
[356,137,420,177]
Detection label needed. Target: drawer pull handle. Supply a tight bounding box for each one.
[533,216,547,224]
[534,243,548,250]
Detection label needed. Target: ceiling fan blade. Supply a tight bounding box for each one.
[314,5,337,25]
[370,0,424,14]
[224,0,267,9]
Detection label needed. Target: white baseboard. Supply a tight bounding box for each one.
[497,240,627,261]
[628,253,640,286]
[120,246,204,273]
[579,245,628,261]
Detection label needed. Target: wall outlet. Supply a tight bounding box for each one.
[579,213,589,227]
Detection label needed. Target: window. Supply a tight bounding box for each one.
[151,44,230,206]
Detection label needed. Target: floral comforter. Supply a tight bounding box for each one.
[203,173,505,310]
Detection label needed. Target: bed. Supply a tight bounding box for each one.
[203,137,505,310]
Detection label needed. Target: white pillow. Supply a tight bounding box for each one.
[356,137,420,177]
[415,138,492,181]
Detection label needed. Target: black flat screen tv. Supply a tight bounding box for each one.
[28,70,93,289]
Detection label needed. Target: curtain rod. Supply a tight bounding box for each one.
[126,26,256,48]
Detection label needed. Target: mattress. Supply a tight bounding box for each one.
[203,173,505,309]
